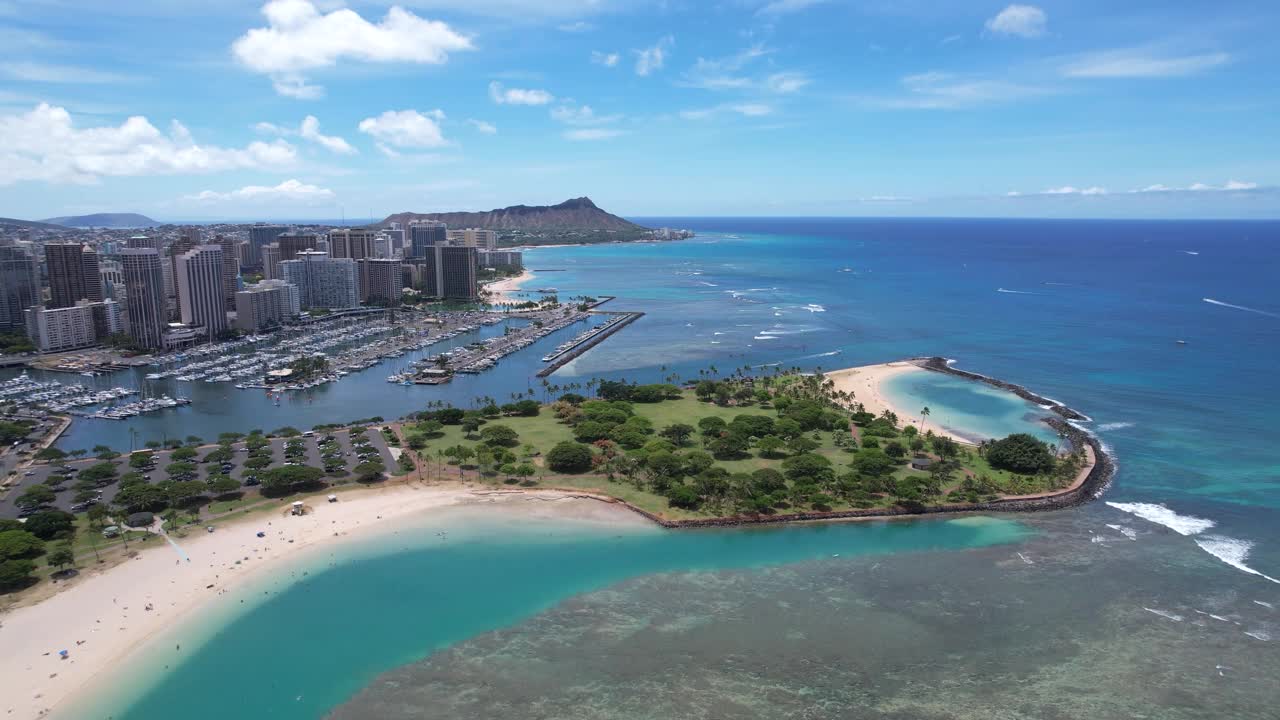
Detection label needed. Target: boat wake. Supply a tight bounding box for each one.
[1203,298,1280,318]
[997,287,1041,295]
[1144,607,1184,622]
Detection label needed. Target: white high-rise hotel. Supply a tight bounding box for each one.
[176,245,229,340]
[280,250,359,309]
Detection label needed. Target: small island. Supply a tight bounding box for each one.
[397,359,1112,526]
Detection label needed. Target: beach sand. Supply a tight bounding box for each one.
[0,483,644,720]
[824,361,972,444]
[485,269,536,305]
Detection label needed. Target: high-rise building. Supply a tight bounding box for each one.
[327,228,376,260]
[46,243,103,308]
[410,246,478,300]
[24,300,122,353]
[98,259,125,300]
[235,279,300,332]
[277,233,319,262]
[126,235,162,252]
[166,235,201,318]
[0,244,39,331]
[212,235,240,309]
[372,234,393,259]
[280,251,359,309]
[357,258,403,306]
[261,243,282,280]
[236,241,253,271]
[248,224,288,266]
[446,228,498,251]
[120,249,167,350]
[175,245,229,341]
[385,228,406,253]
[409,221,446,258]
[479,250,524,268]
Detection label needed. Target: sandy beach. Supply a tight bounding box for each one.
[824,361,972,444]
[485,269,536,305]
[0,483,644,720]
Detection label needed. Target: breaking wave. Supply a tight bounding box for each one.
[1097,422,1135,431]
[997,288,1040,295]
[1106,502,1215,536]
[1144,608,1184,621]
[1194,536,1280,585]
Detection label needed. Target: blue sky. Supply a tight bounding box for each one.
[1,0,1277,220]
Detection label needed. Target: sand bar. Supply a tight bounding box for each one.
[824,361,972,444]
[0,483,643,720]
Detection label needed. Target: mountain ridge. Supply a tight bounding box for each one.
[379,197,645,232]
[41,213,158,228]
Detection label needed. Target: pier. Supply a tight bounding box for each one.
[536,311,643,377]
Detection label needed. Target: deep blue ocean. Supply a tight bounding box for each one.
[27,218,1280,719]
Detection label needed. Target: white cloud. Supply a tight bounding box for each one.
[757,0,827,16]
[1061,50,1230,78]
[551,104,622,126]
[299,115,355,154]
[232,0,472,98]
[563,128,625,141]
[0,61,138,84]
[591,51,620,67]
[1134,180,1258,193]
[0,103,296,186]
[679,103,773,120]
[861,71,1050,110]
[467,119,497,134]
[635,36,673,77]
[185,178,335,204]
[985,5,1047,38]
[358,109,449,149]
[679,46,809,94]
[1042,186,1107,195]
[488,81,554,105]
[254,115,356,154]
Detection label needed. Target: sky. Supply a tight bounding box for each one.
[1,0,1278,221]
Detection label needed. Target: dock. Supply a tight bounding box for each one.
[536,311,643,377]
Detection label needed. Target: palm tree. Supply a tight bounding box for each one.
[920,406,931,433]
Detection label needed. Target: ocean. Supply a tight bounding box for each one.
[28,218,1280,718]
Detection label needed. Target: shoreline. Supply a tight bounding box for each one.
[824,361,975,444]
[0,483,645,720]
[484,269,536,305]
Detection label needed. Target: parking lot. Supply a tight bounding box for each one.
[0,427,397,519]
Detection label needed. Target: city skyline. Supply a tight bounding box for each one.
[1,1,1277,220]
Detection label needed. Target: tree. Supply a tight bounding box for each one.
[208,476,241,496]
[354,461,386,483]
[23,510,75,541]
[511,400,540,417]
[129,451,155,469]
[573,421,612,443]
[697,416,727,439]
[86,504,110,527]
[667,484,701,510]
[244,455,272,470]
[514,463,537,483]
[47,544,75,572]
[0,559,38,591]
[167,480,207,506]
[730,414,775,439]
[259,465,324,495]
[985,434,1056,474]
[170,446,198,461]
[114,484,169,514]
[659,423,695,447]
[883,441,907,459]
[852,448,898,478]
[93,445,119,460]
[79,461,119,485]
[478,424,519,447]
[756,435,786,458]
[15,485,56,511]
[782,453,835,487]
[708,432,750,460]
[0,529,45,561]
[546,442,593,473]
[920,406,931,433]
[165,462,197,479]
[34,447,67,462]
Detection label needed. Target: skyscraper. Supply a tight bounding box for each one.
[409,221,446,258]
[46,243,103,308]
[357,258,403,306]
[235,280,300,332]
[167,234,201,319]
[411,246,478,300]
[175,245,229,341]
[213,235,240,309]
[0,244,39,331]
[261,243,282,280]
[277,233,319,262]
[446,228,498,251]
[120,249,167,350]
[327,228,376,260]
[248,224,288,266]
[126,235,162,252]
[280,251,359,309]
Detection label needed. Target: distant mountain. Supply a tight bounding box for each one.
[380,198,646,232]
[0,217,69,231]
[41,213,158,228]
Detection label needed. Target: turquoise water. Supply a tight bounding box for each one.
[882,370,1059,443]
[101,508,1028,720]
